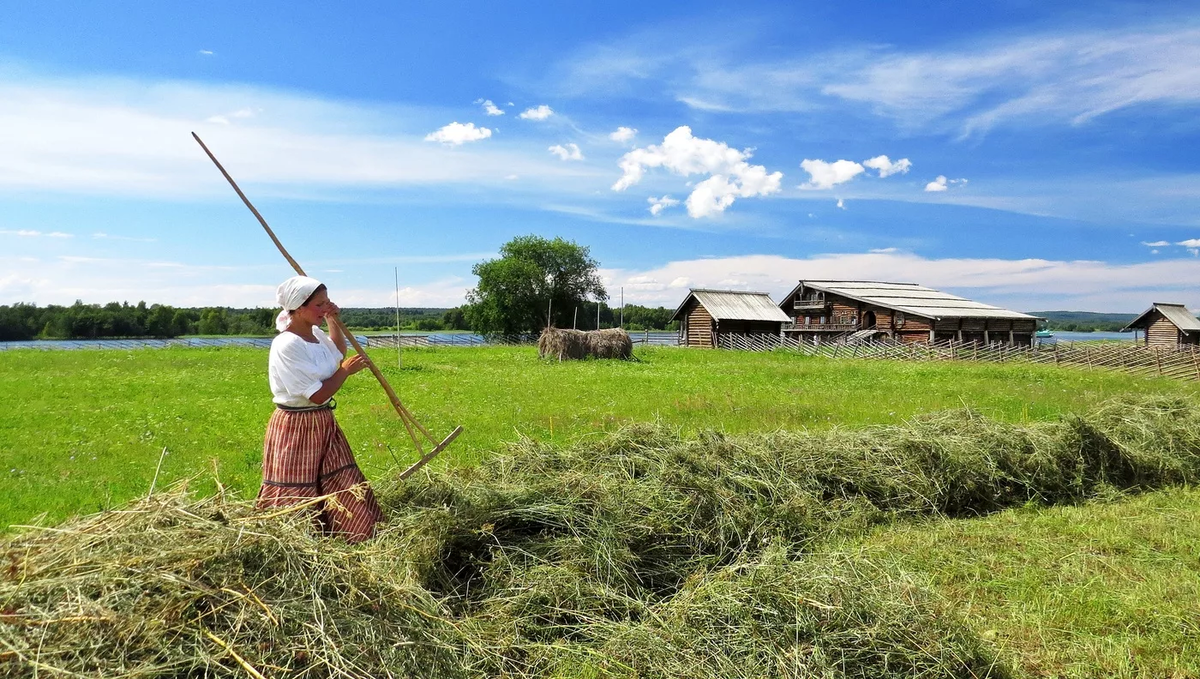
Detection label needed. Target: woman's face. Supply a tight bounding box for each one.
[296,288,331,325]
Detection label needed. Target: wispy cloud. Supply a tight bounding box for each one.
[0,229,72,238]
[554,24,1200,135]
[0,74,593,197]
[93,232,157,243]
[1141,240,1171,247]
[198,50,214,56]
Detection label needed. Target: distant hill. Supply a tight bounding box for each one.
[1025,310,1138,333]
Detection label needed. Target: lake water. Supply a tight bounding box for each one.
[1039,331,1139,344]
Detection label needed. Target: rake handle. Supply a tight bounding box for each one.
[191,132,445,457]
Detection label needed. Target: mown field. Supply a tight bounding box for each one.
[3,345,1200,677]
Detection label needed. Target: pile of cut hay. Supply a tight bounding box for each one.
[538,327,632,360]
[6,396,1200,677]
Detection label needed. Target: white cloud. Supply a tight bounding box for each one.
[1177,239,1200,248]
[548,143,584,161]
[475,99,505,116]
[198,50,214,56]
[799,159,864,190]
[612,126,782,218]
[1142,240,1171,247]
[609,126,637,143]
[869,247,899,253]
[0,229,72,238]
[862,155,912,178]
[836,198,846,210]
[518,105,554,120]
[424,121,493,145]
[647,195,680,216]
[925,175,968,192]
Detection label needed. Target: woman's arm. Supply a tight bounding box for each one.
[309,354,368,405]
[326,302,348,357]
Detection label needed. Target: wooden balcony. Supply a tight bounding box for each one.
[786,323,858,333]
[792,300,828,311]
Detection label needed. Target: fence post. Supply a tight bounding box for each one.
[1192,346,1200,380]
[1085,345,1092,368]
[1155,347,1162,376]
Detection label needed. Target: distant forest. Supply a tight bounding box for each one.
[1028,310,1138,333]
[0,301,679,341]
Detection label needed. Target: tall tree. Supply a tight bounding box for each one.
[465,235,607,335]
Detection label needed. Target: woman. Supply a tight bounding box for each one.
[258,275,384,543]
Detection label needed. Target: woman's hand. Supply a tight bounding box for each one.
[325,301,341,321]
[341,353,369,375]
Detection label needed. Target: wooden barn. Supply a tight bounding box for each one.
[1122,303,1200,348]
[672,289,792,348]
[778,280,1039,346]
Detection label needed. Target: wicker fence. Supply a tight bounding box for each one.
[717,334,1200,381]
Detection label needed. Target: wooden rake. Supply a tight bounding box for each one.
[192,132,461,480]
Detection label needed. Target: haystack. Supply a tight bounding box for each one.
[538,327,632,360]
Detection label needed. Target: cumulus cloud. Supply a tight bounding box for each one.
[609,126,637,143]
[647,195,680,215]
[611,126,782,218]
[1142,240,1171,247]
[925,175,968,192]
[424,122,493,145]
[1177,239,1200,248]
[548,143,584,161]
[862,155,912,177]
[836,198,846,210]
[519,105,554,120]
[475,99,505,116]
[799,159,865,189]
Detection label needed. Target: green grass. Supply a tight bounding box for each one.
[854,487,1200,677]
[4,344,1200,528]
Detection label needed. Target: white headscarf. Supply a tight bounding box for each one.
[275,275,323,332]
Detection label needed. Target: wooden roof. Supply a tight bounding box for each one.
[1122,303,1200,334]
[779,280,1039,321]
[671,289,792,323]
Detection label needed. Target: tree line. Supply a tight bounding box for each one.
[0,236,681,341]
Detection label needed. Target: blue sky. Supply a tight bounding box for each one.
[2,1,1200,312]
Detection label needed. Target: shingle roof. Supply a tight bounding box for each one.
[780,280,1038,321]
[1122,303,1200,333]
[671,289,793,323]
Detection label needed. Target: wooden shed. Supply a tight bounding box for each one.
[778,280,1039,346]
[672,289,792,348]
[1122,303,1200,348]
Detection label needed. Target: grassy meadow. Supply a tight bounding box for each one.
[4,344,1200,676]
[5,344,1199,528]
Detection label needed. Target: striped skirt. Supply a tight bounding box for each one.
[258,407,383,543]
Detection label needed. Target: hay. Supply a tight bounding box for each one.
[6,396,1200,677]
[538,327,632,360]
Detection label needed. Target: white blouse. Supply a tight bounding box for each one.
[268,327,343,407]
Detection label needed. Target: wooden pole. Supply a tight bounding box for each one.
[191,132,461,475]
[394,266,401,370]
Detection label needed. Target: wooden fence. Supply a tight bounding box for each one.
[717,334,1200,381]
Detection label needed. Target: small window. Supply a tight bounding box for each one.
[820,316,826,325]
[804,316,811,326]
[896,312,906,329]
